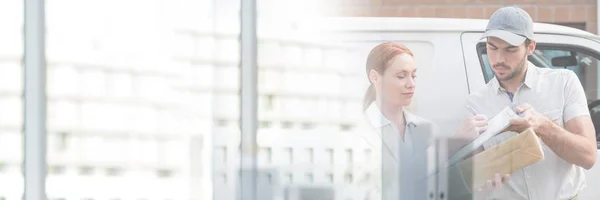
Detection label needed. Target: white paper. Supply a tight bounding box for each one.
[445,106,522,168]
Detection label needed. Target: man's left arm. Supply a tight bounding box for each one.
[538,115,597,169]
[514,72,597,169]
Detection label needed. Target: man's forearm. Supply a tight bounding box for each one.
[538,121,597,169]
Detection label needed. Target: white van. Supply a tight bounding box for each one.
[325,17,600,199]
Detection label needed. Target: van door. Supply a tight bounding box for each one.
[461,32,600,199]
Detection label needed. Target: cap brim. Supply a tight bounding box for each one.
[480,30,526,46]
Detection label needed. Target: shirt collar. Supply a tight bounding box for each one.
[490,61,539,93]
[364,102,418,128]
[523,61,539,89]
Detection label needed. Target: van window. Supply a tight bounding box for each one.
[476,43,600,143]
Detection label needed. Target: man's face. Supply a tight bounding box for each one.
[486,37,534,81]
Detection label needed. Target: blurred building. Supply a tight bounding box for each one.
[333,0,599,34]
[0,0,374,200]
[0,0,228,199]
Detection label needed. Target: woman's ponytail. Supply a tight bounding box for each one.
[363,84,376,111]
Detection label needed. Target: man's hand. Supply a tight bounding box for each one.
[457,114,488,140]
[474,173,510,199]
[445,115,489,160]
[507,103,552,133]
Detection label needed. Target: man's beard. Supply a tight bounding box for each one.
[493,53,527,81]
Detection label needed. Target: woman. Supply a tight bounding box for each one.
[357,42,436,200]
[357,42,508,200]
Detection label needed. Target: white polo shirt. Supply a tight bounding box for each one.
[466,61,590,200]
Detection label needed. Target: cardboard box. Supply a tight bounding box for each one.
[458,128,544,190]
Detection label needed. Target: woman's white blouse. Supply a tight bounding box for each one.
[356,103,437,200]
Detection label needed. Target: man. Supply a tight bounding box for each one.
[461,6,597,200]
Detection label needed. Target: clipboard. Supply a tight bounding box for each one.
[445,106,522,168]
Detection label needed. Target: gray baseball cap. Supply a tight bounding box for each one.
[480,6,534,46]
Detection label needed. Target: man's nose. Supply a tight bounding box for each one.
[493,51,506,63]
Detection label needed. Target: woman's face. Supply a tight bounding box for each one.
[371,54,417,107]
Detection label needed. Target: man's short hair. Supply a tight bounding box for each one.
[525,39,532,47]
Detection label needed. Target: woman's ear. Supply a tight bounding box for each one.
[369,69,380,85]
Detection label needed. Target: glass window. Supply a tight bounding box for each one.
[345,149,353,164]
[285,148,294,164]
[281,121,294,129]
[266,173,273,185]
[326,173,334,183]
[220,173,227,184]
[48,166,65,175]
[78,166,95,176]
[344,173,353,184]
[364,149,372,162]
[326,148,334,164]
[285,173,293,184]
[259,147,272,164]
[306,148,314,164]
[105,167,123,177]
[305,172,314,183]
[301,122,315,130]
[363,173,371,182]
[259,120,272,129]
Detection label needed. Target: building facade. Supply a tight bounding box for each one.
[0,0,371,199]
[332,0,598,34]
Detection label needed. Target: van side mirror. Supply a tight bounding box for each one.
[551,55,578,67]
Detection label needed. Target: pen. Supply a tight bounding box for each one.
[466,105,477,116]
[510,103,525,117]
[510,103,519,112]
